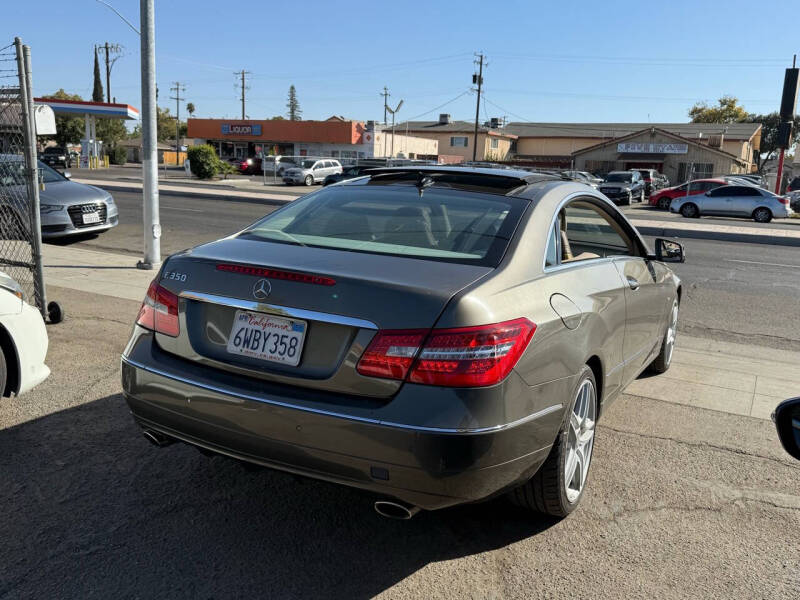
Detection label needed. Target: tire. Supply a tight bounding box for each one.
[640,189,645,203]
[753,207,772,223]
[624,193,632,206]
[47,301,64,324]
[658,196,671,210]
[680,203,699,218]
[304,175,314,186]
[648,299,678,374]
[509,365,597,517]
[0,346,6,398]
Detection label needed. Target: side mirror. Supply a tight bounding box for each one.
[704,191,711,196]
[773,397,800,461]
[654,238,685,263]
[63,171,72,180]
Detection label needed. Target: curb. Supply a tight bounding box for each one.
[634,224,800,247]
[76,180,294,207]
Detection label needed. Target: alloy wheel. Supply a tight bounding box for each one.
[665,300,679,366]
[565,379,596,503]
[658,197,671,210]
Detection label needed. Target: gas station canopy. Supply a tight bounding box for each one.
[33,98,139,120]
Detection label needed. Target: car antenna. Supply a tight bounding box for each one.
[416,173,435,196]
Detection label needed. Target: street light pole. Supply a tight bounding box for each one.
[138,0,160,269]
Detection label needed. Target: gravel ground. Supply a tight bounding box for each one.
[1,287,798,599]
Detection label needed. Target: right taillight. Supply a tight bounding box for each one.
[778,196,789,205]
[136,279,180,337]
[356,318,536,388]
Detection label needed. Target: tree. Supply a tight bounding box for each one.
[186,102,195,118]
[97,118,128,150]
[746,112,800,173]
[269,115,285,120]
[156,106,187,142]
[41,89,85,147]
[688,95,749,123]
[286,85,301,121]
[92,48,104,103]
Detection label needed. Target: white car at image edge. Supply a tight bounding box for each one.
[0,271,49,397]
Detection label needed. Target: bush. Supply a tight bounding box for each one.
[187,144,219,179]
[109,145,127,165]
[217,159,237,179]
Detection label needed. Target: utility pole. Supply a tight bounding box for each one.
[381,86,390,125]
[235,70,251,120]
[170,82,185,167]
[97,41,123,103]
[472,53,485,161]
[138,0,159,269]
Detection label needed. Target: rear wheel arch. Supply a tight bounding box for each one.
[585,355,603,414]
[0,324,20,397]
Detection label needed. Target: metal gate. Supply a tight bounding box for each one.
[0,38,49,319]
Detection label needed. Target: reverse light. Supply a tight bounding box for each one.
[357,318,536,387]
[356,330,427,380]
[136,280,180,336]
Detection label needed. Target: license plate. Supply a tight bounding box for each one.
[82,211,101,224]
[226,310,306,366]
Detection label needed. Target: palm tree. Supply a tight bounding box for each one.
[186,102,196,118]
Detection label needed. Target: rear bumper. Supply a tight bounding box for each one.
[121,334,564,510]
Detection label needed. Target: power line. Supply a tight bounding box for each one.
[401,89,473,122]
[234,70,251,119]
[97,42,123,103]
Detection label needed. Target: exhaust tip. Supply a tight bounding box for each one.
[142,429,175,448]
[374,500,420,520]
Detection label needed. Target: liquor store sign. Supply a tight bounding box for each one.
[221,123,262,136]
[617,142,688,154]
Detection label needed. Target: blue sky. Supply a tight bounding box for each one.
[5,0,798,125]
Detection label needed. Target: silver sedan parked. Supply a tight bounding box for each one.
[122,167,683,520]
[670,184,793,223]
[1,155,118,238]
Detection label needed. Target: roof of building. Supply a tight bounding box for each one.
[395,120,518,138]
[504,121,761,140]
[572,127,743,162]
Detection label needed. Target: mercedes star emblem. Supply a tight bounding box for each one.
[252,278,272,300]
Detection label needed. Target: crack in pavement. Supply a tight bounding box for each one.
[600,423,800,471]
[597,496,800,525]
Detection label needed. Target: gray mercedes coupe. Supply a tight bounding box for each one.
[121,167,684,519]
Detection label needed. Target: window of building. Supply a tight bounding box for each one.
[677,162,713,182]
[450,136,468,147]
[490,138,499,149]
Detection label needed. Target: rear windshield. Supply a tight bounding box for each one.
[605,173,632,183]
[239,185,528,266]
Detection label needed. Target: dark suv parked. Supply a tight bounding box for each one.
[41,146,71,168]
[599,171,646,205]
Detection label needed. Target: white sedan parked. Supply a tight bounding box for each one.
[0,271,49,397]
[671,184,794,223]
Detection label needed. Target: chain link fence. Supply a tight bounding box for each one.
[0,38,47,317]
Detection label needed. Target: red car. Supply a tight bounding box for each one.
[649,178,726,209]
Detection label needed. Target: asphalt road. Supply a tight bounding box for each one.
[1,287,797,600]
[46,189,800,351]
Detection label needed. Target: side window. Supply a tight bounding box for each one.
[560,201,635,262]
[707,186,729,197]
[545,223,559,267]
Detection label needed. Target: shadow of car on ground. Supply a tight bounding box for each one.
[0,393,558,599]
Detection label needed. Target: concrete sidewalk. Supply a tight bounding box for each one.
[41,243,798,422]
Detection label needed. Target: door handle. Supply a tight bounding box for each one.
[627,276,640,291]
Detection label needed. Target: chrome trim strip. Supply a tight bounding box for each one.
[122,356,562,434]
[179,291,378,330]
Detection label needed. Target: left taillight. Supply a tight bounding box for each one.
[356,318,536,388]
[136,279,180,337]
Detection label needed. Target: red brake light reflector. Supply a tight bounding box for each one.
[778,196,789,205]
[136,280,180,337]
[409,318,535,387]
[356,330,427,380]
[216,263,335,286]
